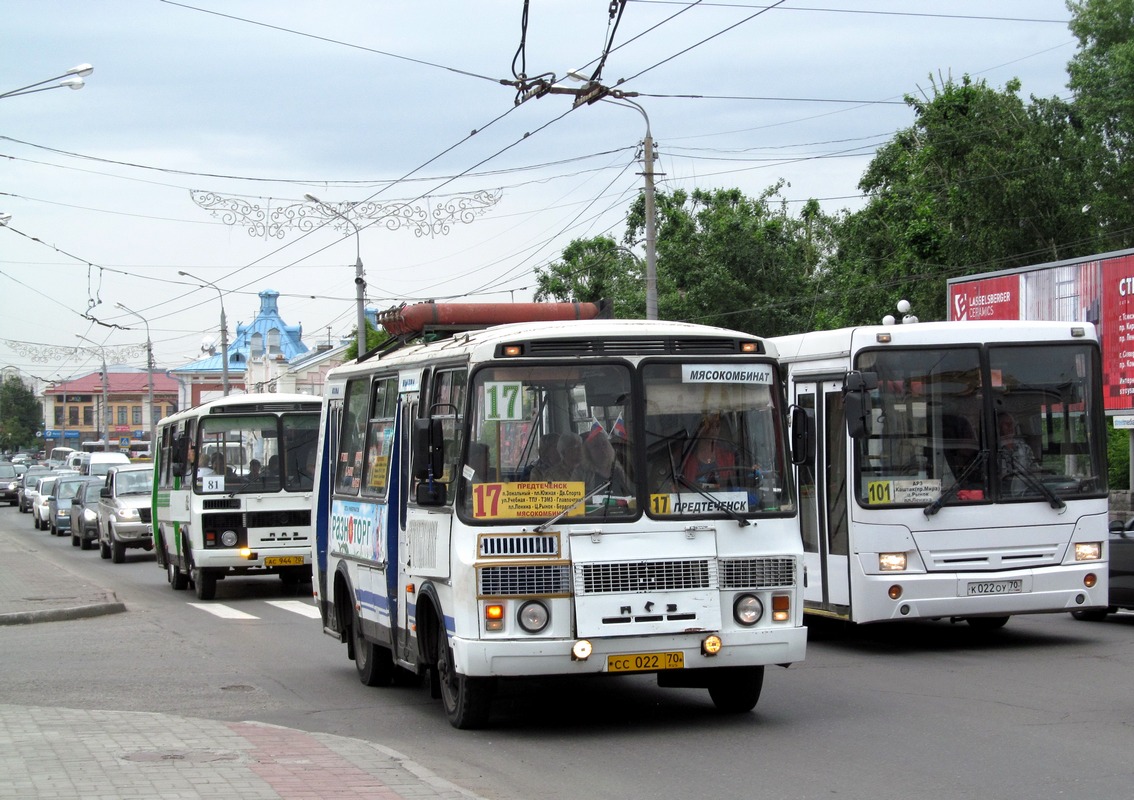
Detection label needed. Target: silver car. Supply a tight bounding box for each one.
[98,464,154,563]
[69,478,105,550]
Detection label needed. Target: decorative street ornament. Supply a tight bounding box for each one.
[190,189,502,240]
[2,339,145,365]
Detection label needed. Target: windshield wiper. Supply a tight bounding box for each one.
[1004,453,1066,509]
[534,480,612,533]
[925,450,988,517]
[673,473,750,527]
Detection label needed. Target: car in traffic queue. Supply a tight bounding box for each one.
[17,466,52,512]
[1073,518,1134,621]
[32,475,59,530]
[69,478,105,550]
[0,462,19,505]
[47,474,100,537]
[98,463,154,563]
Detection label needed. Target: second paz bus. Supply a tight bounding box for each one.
[772,320,1109,627]
[311,302,808,728]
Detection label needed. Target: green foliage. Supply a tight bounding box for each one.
[0,376,42,451]
[533,236,643,312]
[344,320,390,361]
[1108,422,1130,491]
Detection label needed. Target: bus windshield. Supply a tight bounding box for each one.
[196,412,320,494]
[459,359,791,524]
[853,343,1106,508]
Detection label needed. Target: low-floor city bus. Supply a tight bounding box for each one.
[312,302,808,728]
[153,393,322,600]
[772,321,1109,627]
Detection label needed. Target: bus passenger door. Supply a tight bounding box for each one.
[794,380,851,616]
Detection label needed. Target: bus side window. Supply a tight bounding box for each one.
[336,378,369,495]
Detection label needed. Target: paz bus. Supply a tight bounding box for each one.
[153,393,322,600]
[772,320,1109,628]
[312,302,808,728]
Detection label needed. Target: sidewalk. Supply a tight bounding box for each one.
[0,523,488,800]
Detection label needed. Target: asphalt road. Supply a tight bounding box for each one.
[2,503,1132,800]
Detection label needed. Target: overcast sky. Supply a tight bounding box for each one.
[1,0,1078,386]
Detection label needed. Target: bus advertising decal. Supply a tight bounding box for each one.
[331,499,382,561]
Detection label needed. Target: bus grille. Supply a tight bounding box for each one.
[248,509,311,528]
[479,534,559,557]
[479,564,572,597]
[203,498,240,510]
[524,337,761,357]
[575,559,715,595]
[719,557,796,589]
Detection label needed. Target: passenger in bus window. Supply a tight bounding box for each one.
[582,428,630,495]
[549,433,585,482]
[248,459,262,481]
[997,411,1039,492]
[527,433,562,482]
[683,412,737,487]
[264,454,279,477]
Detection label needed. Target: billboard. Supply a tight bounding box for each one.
[948,249,1133,413]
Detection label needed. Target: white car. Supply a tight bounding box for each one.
[32,475,59,530]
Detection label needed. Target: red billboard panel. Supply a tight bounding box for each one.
[948,274,1019,321]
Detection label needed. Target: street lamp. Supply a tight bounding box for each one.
[304,193,368,353]
[0,64,93,100]
[75,335,111,452]
[562,73,658,319]
[178,271,230,396]
[116,302,156,455]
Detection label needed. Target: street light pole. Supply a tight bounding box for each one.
[304,194,368,354]
[0,64,93,100]
[178,271,230,396]
[116,302,156,455]
[75,335,111,451]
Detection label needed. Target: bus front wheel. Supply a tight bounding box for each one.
[966,616,1009,631]
[435,625,493,729]
[707,666,765,714]
[193,566,218,600]
[352,609,394,687]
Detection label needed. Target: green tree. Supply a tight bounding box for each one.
[0,376,42,452]
[828,75,1101,326]
[343,319,390,361]
[533,236,643,312]
[1067,0,1134,249]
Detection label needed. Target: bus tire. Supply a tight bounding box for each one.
[169,557,188,591]
[193,566,218,600]
[966,616,1009,631]
[707,666,765,714]
[352,609,394,687]
[435,623,493,729]
[1071,607,1112,622]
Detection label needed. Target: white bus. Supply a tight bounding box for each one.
[773,321,1109,628]
[154,393,322,600]
[312,302,808,728]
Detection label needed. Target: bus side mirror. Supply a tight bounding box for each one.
[844,371,878,439]
[790,406,814,466]
[413,418,445,482]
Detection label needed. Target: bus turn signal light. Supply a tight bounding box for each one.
[485,604,504,632]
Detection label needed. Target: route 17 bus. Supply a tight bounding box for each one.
[312,302,808,728]
[153,393,322,600]
[772,321,1109,627]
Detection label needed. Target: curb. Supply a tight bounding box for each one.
[0,599,127,626]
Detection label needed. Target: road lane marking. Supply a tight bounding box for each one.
[188,603,258,619]
[266,600,322,619]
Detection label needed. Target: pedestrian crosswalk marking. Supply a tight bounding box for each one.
[266,600,322,618]
[189,602,258,619]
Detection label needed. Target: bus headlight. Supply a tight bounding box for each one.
[220,530,239,547]
[517,600,550,633]
[1074,542,1102,561]
[879,552,907,571]
[733,594,764,626]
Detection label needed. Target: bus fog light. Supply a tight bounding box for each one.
[517,600,549,633]
[485,603,505,632]
[1075,542,1101,561]
[733,594,763,626]
[879,552,907,571]
[572,639,592,661]
[771,594,790,622]
[220,530,239,547]
[702,634,722,656]
[888,584,903,600]
[1083,573,1097,589]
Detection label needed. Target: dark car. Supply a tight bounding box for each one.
[18,466,52,512]
[0,463,19,505]
[69,477,105,549]
[1072,518,1134,621]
